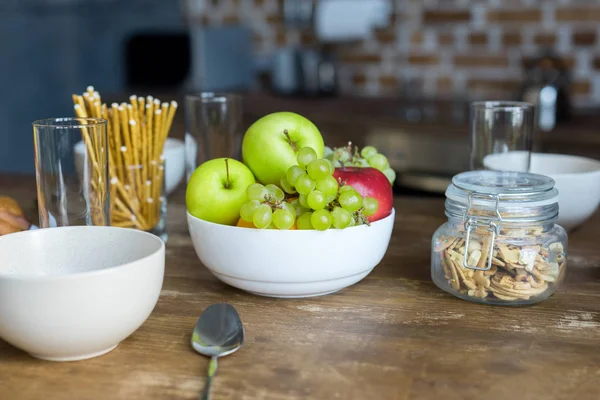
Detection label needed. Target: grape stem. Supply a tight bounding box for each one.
[283,129,298,152]
[264,193,284,210]
[332,141,363,171]
[224,158,230,188]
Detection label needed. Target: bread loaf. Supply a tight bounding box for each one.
[0,196,30,235]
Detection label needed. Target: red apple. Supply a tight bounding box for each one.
[333,167,393,222]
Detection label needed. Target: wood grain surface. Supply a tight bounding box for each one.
[1,175,599,400]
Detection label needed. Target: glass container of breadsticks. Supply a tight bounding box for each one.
[431,170,567,305]
[72,87,177,241]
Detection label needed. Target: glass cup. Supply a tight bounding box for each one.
[110,161,167,242]
[184,93,243,180]
[33,118,110,227]
[469,101,534,172]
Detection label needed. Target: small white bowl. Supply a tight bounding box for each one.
[162,138,186,194]
[484,152,600,230]
[0,226,165,361]
[74,137,185,196]
[187,209,395,298]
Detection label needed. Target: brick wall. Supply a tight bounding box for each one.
[186,0,600,107]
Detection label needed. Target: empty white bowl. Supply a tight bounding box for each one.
[0,226,165,361]
[162,138,186,194]
[74,137,185,196]
[484,152,600,230]
[187,209,395,298]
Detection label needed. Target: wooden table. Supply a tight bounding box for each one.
[1,175,600,400]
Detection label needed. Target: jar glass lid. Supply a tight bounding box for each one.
[446,170,559,207]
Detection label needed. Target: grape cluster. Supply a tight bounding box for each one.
[240,183,297,229]
[324,142,396,185]
[238,147,379,230]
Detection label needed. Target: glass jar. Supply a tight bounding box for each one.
[431,170,567,305]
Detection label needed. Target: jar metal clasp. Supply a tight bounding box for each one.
[462,192,502,271]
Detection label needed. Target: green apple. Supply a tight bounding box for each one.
[186,158,255,225]
[242,112,324,185]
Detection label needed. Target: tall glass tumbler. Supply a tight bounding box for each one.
[469,101,534,172]
[185,93,243,180]
[33,118,109,227]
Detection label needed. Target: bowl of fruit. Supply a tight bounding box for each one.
[186,112,395,298]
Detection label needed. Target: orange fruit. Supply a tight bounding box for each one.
[236,218,255,228]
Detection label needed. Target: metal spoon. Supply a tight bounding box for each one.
[191,303,244,400]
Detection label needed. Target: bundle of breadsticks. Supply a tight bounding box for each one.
[72,86,177,230]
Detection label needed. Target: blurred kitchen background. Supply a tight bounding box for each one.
[2,0,599,194]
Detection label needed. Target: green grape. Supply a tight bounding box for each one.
[286,165,305,186]
[311,209,332,231]
[281,202,297,218]
[323,158,335,174]
[280,178,297,194]
[348,216,356,227]
[252,204,272,228]
[307,190,326,210]
[315,175,338,198]
[382,168,396,184]
[339,190,363,212]
[247,183,268,202]
[324,146,334,158]
[265,184,285,201]
[333,160,343,168]
[363,197,379,217]
[307,159,331,181]
[368,154,389,171]
[295,174,316,195]
[289,199,303,215]
[292,204,308,217]
[331,207,352,229]
[339,184,354,193]
[297,207,311,215]
[356,158,370,168]
[326,195,336,203]
[361,146,378,159]
[272,208,295,230]
[297,147,318,168]
[240,200,260,222]
[333,148,351,163]
[298,194,309,208]
[296,212,313,230]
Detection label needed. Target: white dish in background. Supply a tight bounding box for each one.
[484,152,600,230]
[0,226,165,361]
[74,137,185,196]
[187,209,395,298]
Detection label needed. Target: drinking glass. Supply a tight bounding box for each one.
[185,93,243,180]
[112,161,167,242]
[469,101,534,172]
[33,118,109,228]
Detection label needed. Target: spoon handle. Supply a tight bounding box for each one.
[200,356,218,400]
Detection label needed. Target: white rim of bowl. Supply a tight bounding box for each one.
[531,153,600,176]
[187,208,396,232]
[0,226,165,282]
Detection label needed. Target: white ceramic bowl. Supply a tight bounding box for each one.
[187,209,395,298]
[484,152,600,230]
[74,137,185,196]
[0,226,165,361]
